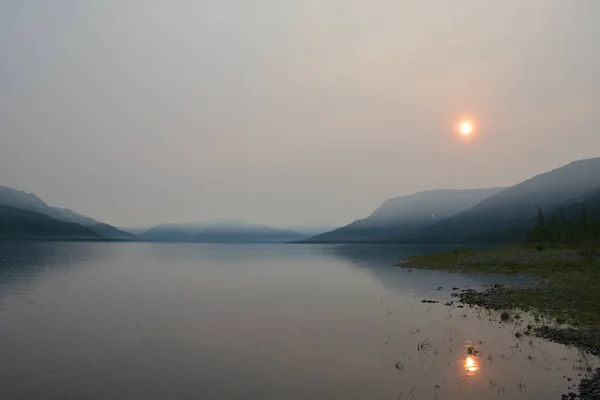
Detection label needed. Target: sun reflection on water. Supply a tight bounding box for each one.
[465,356,479,375]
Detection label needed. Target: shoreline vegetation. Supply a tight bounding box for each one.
[398,243,600,398]
[398,244,600,330]
[399,208,600,331]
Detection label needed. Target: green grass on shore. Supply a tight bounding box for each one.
[399,245,600,334]
[399,244,591,275]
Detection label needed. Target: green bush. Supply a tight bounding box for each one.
[535,243,546,252]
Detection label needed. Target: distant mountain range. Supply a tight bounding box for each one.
[0,184,321,242]
[302,188,505,243]
[137,221,309,243]
[0,185,132,239]
[2,157,599,244]
[303,157,600,245]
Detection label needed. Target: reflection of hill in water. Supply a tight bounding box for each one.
[325,244,534,296]
[0,242,534,303]
[326,244,443,267]
[0,242,107,297]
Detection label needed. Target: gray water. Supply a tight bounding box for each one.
[0,242,594,399]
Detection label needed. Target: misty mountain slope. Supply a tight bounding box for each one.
[555,188,600,220]
[54,208,134,238]
[0,205,102,239]
[0,186,133,238]
[301,188,505,243]
[138,221,309,243]
[0,185,49,211]
[400,158,600,244]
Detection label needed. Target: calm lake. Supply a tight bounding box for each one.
[0,242,594,399]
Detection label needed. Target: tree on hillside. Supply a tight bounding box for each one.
[526,207,599,246]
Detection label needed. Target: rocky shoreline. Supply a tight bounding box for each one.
[580,369,600,400]
[458,282,600,399]
[399,245,600,399]
[459,285,600,400]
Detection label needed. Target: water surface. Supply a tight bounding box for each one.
[0,242,593,399]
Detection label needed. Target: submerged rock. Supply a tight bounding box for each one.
[579,368,600,400]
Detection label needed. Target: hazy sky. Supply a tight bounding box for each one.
[1,1,599,227]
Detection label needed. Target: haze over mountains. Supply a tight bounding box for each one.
[138,221,309,243]
[0,186,319,242]
[398,158,600,244]
[303,157,600,244]
[1,157,599,243]
[303,188,505,243]
[0,186,132,239]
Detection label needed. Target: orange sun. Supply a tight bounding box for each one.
[460,121,473,136]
